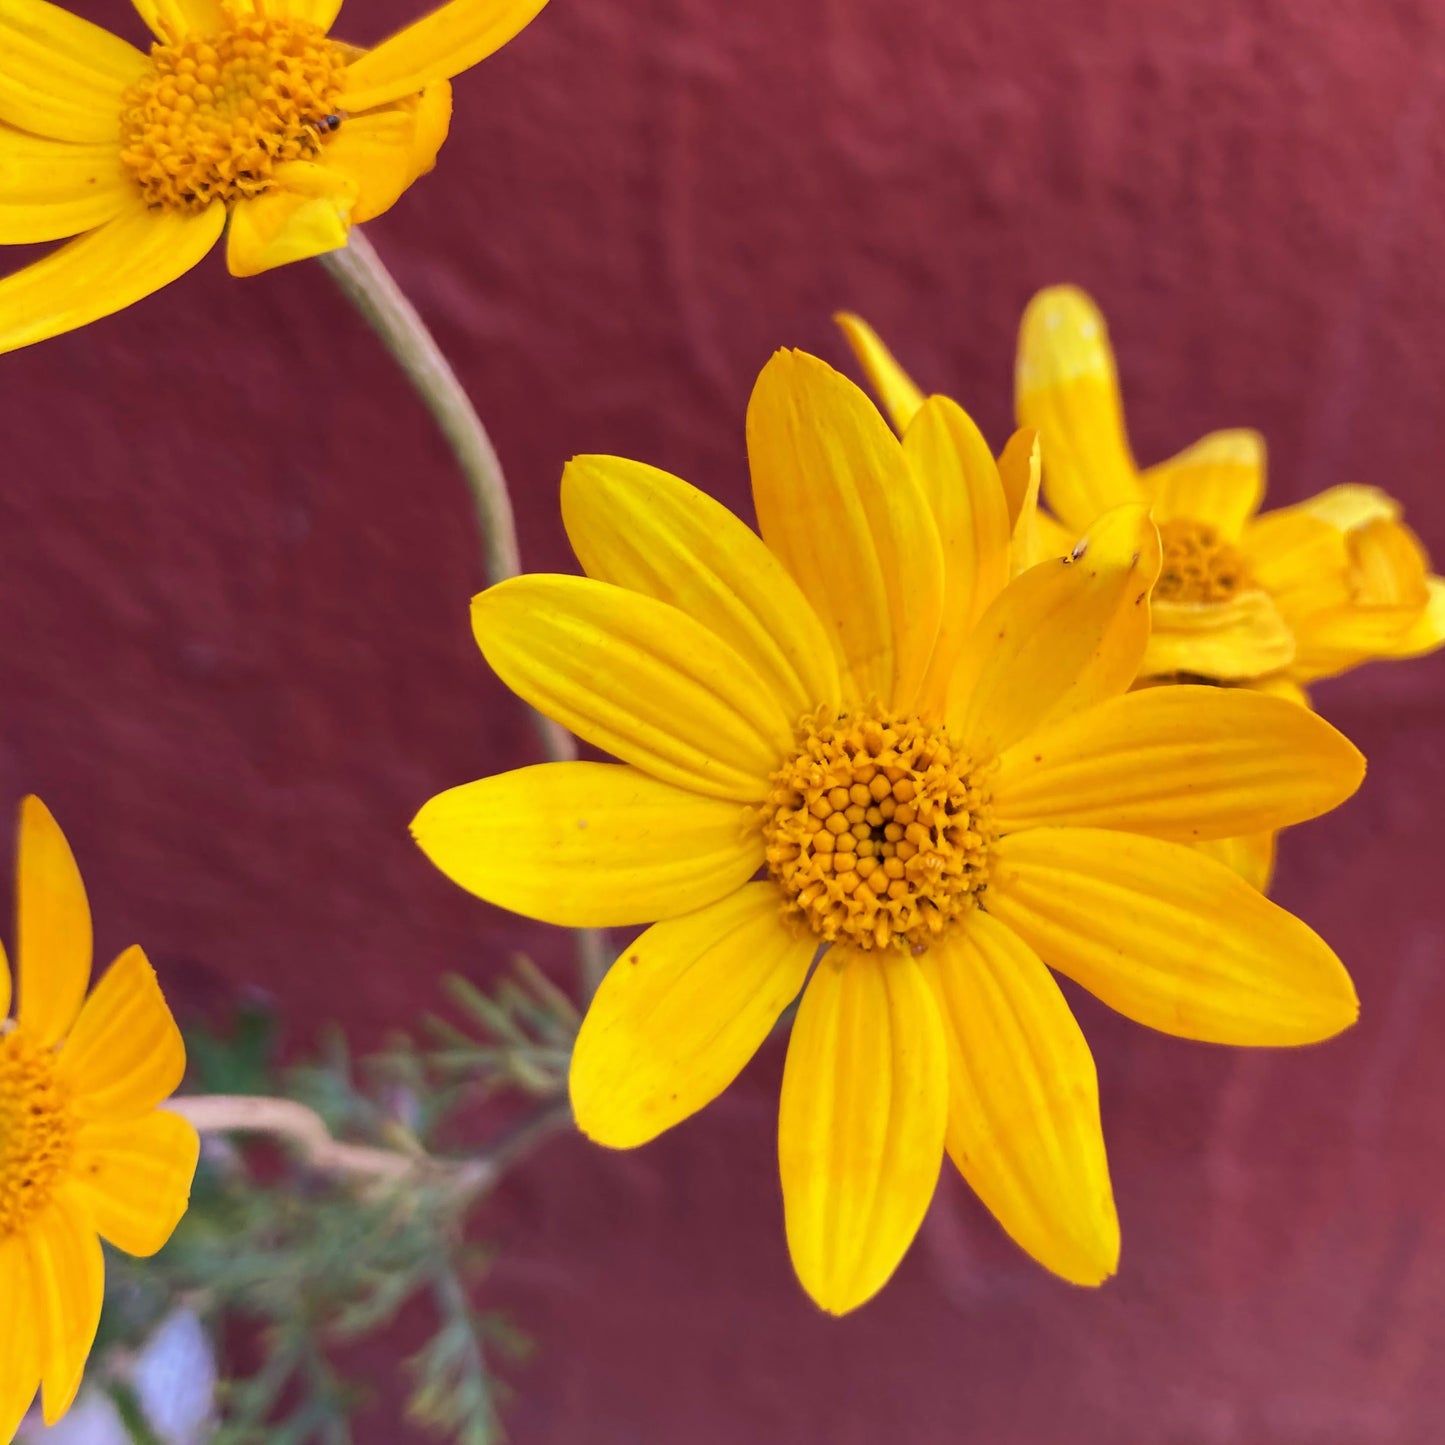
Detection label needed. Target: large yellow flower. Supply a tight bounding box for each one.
[840,291,1445,690]
[1,797,196,1443]
[0,0,549,351]
[413,351,1365,1314]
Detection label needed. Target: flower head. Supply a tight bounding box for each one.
[0,797,196,1442]
[0,0,549,351]
[840,292,1445,689]
[413,351,1364,1313]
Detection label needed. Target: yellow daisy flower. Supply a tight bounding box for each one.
[0,797,197,1442]
[0,0,549,351]
[838,294,1445,690]
[412,351,1365,1314]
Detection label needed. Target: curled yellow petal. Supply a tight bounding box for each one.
[921,912,1117,1286]
[1141,429,1265,541]
[570,885,813,1148]
[411,762,761,928]
[1015,285,1142,533]
[1195,829,1277,893]
[1141,591,1297,682]
[833,311,926,433]
[130,0,228,41]
[993,685,1364,840]
[225,163,356,277]
[779,948,947,1315]
[986,828,1359,1046]
[947,503,1160,756]
[321,83,453,224]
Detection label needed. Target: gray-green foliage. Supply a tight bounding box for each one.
[98,957,578,1445]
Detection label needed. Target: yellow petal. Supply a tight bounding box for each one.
[561,454,840,723]
[26,1190,104,1426]
[322,83,453,224]
[996,426,1041,550]
[0,196,225,355]
[1381,575,1445,659]
[68,1109,199,1257]
[570,884,813,1148]
[833,311,925,433]
[947,504,1160,757]
[472,575,793,801]
[1015,285,1143,533]
[1349,517,1430,609]
[0,934,10,1021]
[778,948,947,1315]
[1140,591,1297,681]
[1141,429,1265,541]
[340,0,550,112]
[0,126,133,243]
[986,828,1359,1045]
[0,1236,40,1443]
[993,685,1364,840]
[16,796,91,1049]
[57,947,186,1120]
[225,163,356,277]
[748,349,945,711]
[901,395,1012,709]
[130,0,227,40]
[1195,830,1277,893]
[411,762,761,928]
[1242,507,1352,614]
[1297,482,1400,532]
[920,913,1117,1286]
[0,0,148,142]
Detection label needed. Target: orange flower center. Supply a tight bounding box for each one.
[760,706,995,953]
[0,1029,75,1238]
[118,16,348,212]
[1154,517,1253,604]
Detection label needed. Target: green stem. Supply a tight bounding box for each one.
[321,229,608,997]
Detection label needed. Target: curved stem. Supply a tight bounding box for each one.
[320,230,608,996]
[319,229,573,767]
[170,1093,572,1200]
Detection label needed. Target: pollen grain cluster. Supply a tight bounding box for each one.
[761,707,994,953]
[1155,517,1252,604]
[0,1029,75,1237]
[119,16,348,212]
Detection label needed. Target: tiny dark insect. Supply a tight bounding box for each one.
[314,113,342,131]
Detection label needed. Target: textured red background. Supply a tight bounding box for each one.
[5,0,1445,1439]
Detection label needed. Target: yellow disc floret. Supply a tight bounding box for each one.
[0,1029,75,1238]
[761,706,995,953]
[119,16,349,212]
[1155,517,1253,604]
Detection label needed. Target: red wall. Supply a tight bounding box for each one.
[4,0,1445,1439]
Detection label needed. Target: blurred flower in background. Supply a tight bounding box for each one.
[0,798,197,1444]
[0,0,550,352]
